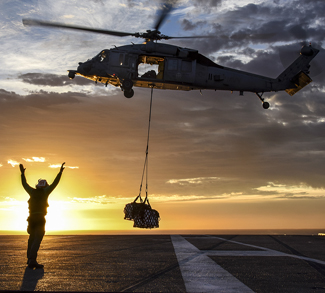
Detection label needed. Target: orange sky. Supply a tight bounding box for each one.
[1,89,325,233]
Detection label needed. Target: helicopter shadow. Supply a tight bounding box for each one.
[20,266,44,291]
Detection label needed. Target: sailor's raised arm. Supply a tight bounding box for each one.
[19,164,34,194]
[47,162,65,193]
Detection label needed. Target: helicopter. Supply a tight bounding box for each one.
[22,2,319,109]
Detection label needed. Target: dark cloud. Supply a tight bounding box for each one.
[192,0,222,8]
[0,88,81,108]
[126,0,139,8]
[181,19,206,31]
[177,1,325,56]
[278,194,325,200]
[216,47,284,77]
[18,73,94,86]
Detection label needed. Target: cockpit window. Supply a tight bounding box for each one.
[92,50,109,62]
[100,50,107,62]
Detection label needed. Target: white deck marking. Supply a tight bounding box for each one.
[209,236,325,266]
[200,250,287,256]
[172,235,325,292]
[171,235,254,293]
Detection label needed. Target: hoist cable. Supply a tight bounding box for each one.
[138,87,154,202]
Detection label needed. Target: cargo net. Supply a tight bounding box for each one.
[124,195,160,229]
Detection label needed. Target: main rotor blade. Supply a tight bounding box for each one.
[154,1,177,31]
[22,19,135,37]
[165,35,215,39]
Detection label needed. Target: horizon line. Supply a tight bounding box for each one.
[1,228,325,236]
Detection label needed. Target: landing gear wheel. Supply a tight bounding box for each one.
[124,89,134,98]
[256,93,269,110]
[262,102,270,109]
[122,79,133,91]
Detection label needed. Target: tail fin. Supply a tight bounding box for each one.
[277,45,319,96]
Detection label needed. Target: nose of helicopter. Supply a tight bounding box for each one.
[77,61,92,74]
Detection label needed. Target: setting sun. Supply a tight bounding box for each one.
[46,200,71,231]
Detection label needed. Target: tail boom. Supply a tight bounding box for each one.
[275,44,319,95]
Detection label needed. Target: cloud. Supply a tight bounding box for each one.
[177,0,325,59]
[189,0,222,12]
[254,182,325,199]
[152,193,231,202]
[49,164,79,169]
[0,197,23,210]
[18,73,94,87]
[167,177,221,185]
[48,164,64,168]
[69,195,112,204]
[8,160,19,167]
[0,88,82,109]
[180,19,206,31]
[22,157,46,162]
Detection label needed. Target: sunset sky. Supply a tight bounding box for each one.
[0,0,324,233]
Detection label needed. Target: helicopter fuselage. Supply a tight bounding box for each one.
[68,41,319,107]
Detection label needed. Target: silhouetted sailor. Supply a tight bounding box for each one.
[20,162,65,269]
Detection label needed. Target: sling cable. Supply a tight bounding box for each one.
[123,87,160,228]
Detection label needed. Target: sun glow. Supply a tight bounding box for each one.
[0,193,128,233]
[46,200,71,231]
[0,199,73,232]
[45,200,112,232]
[1,200,29,231]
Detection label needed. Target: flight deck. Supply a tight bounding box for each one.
[0,234,324,292]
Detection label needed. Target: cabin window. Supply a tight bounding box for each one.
[137,55,165,79]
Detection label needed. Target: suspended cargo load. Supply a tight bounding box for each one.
[124,195,160,229]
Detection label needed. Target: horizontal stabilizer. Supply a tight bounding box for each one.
[285,71,312,96]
